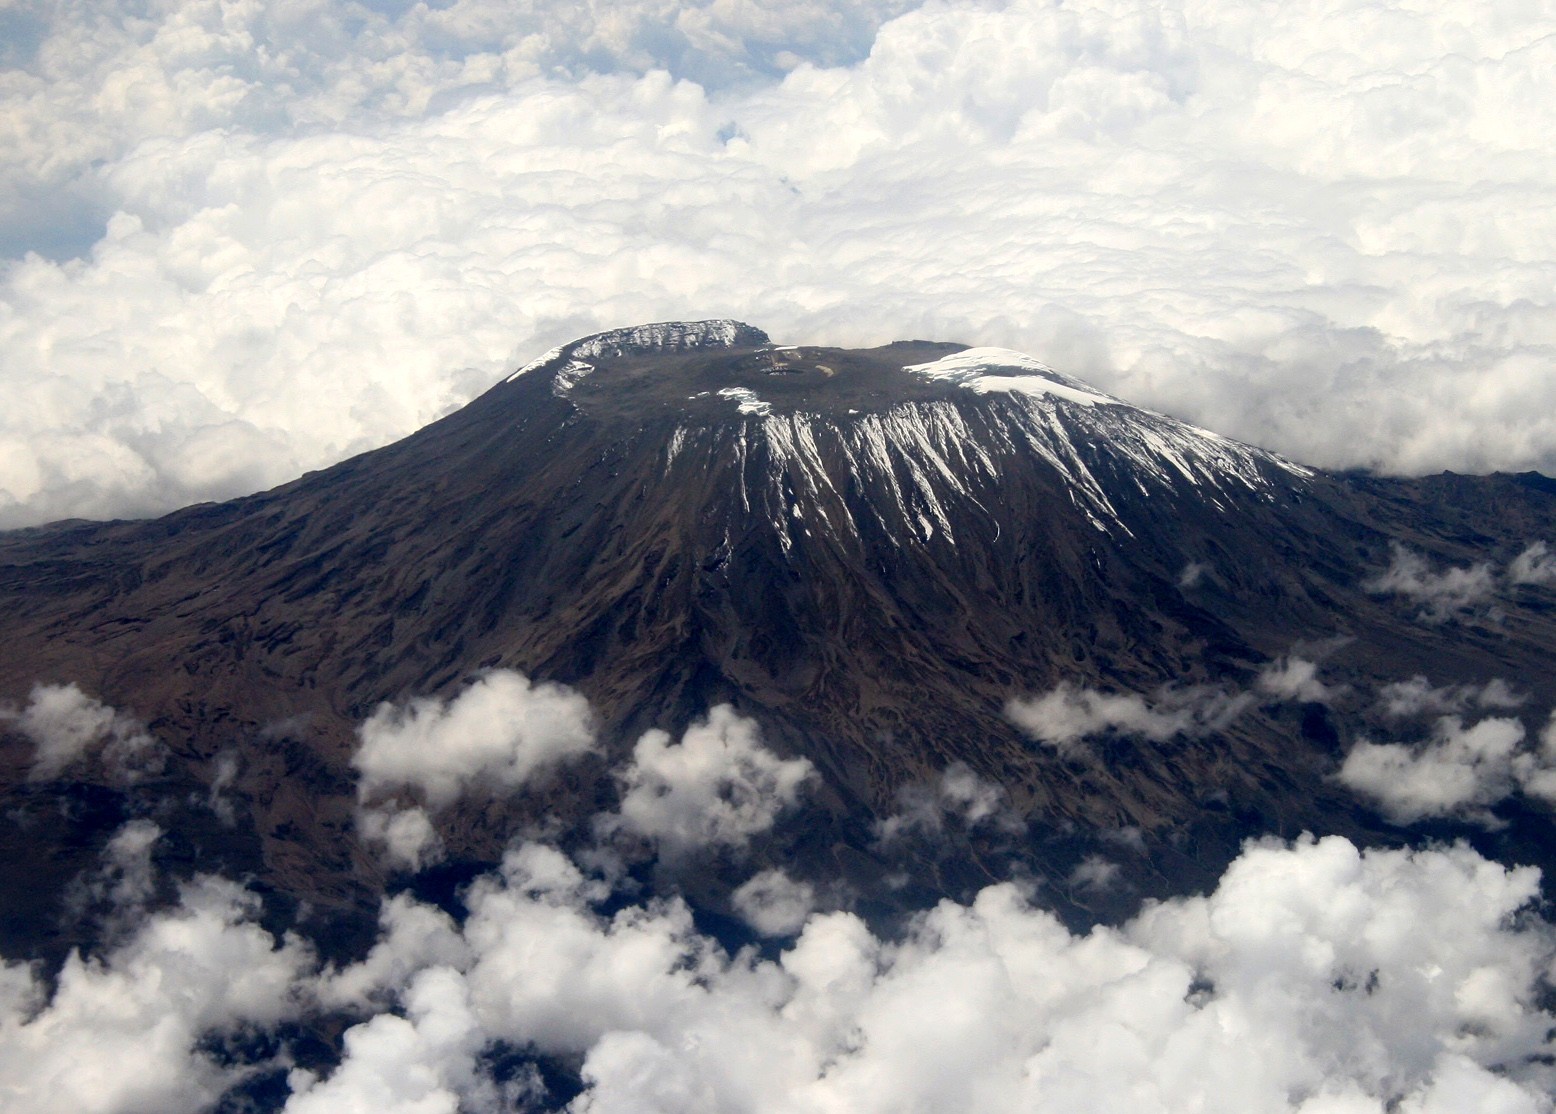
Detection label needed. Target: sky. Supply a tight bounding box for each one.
[1,0,1555,527]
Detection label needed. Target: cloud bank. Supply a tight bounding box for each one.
[4,0,1556,526]
[10,832,1556,1113]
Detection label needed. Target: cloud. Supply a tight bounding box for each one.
[0,876,312,1114]
[354,670,596,810]
[1068,855,1123,893]
[1255,656,1337,704]
[1515,716,1556,805]
[286,966,493,1114]
[356,803,443,873]
[1377,675,1525,718]
[1177,561,1208,589]
[352,669,596,869]
[8,823,1556,1112]
[1007,681,1251,754]
[63,819,164,933]
[874,761,1022,843]
[732,868,817,938]
[601,704,814,861]
[1336,712,1556,825]
[1364,544,1498,623]
[1509,541,1556,587]
[4,1,1556,526]
[0,681,159,782]
[298,834,1556,1112]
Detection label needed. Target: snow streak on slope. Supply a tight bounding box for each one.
[663,349,1312,549]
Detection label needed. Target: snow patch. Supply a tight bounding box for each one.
[551,360,595,396]
[508,320,767,385]
[718,387,773,417]
[504,344,565,384]
[905,348,1116,408]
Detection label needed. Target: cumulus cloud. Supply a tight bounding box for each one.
[0,876,312,1114]
[63,818,164,932]
[1516,716,1556,805]
[1364,544,1498,623]
[356,803,443,873]
[732,868,817,937]
[1337,710,1556,825]
[1007,681,1250,754]
[292,835,1556,1111]
[1255,656,1337,704]
[1339,715,1527,825]
[8,822,1556,1112]
[1068,855,1123,893]
[0,681,159,782]
[352,669,595,868]
[5,1,1556,526]
[601,704,813,861]
[354,669,596,809]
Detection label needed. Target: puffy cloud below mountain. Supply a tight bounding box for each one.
[599,704,814,862]
[0,681,160,782]
[0,874,313,1114]
[1340,712,1556,824]
[1007,680,1251,753]
[874,761,1023,843]
[1365,544,1499,623]
[4,0,1556,526]
[354,670,597,809]
[7,780,1556,1112]
[352,669,596,868]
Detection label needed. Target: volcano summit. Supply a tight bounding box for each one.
[5,319,1556,947]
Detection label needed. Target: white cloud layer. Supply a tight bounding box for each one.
[10,819,1556,1112]
[5,0,1556,526]
[299,835,1556,1111]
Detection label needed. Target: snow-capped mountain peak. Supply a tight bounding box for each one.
[507,322,1309,541]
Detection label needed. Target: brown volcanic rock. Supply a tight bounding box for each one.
[5,319,1556,940]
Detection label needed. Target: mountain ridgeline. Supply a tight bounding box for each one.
[5,319,1556,944]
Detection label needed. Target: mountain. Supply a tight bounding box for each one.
[5,318,1556,956]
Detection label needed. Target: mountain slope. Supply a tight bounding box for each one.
[5,319,1556,944]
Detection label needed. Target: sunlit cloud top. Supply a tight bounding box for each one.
[2,0,1555,527]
